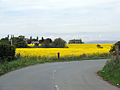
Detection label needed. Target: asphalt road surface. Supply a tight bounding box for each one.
[0,59,119,90]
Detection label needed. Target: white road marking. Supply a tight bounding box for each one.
[54,85,59,90]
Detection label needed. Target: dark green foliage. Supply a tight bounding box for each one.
[36,36,39,41]
[12,35,28,48]
[41,39,52,48]
[0,43,15,62]
[28,36,39,42]
[42,37,44,42]
[0,37,10,44]
[69,39,84,44]
[40,38,66,48]
[0,35,27,48]
[32,39,38,41]
[98,60,120,86]
[39,37,45,44]
[97,44,103,48]
[39,40,42,44]
[45,38,52,43]
[110,41,120,54]
[52,38,66,48]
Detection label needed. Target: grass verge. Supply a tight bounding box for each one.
[0,53,111,76]
[98,60,120,87]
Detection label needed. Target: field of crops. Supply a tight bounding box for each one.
[16,44,113,58]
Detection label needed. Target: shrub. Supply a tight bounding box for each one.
[12,36,28,48]
[52,38,66,48]
[110,41,120,54]
[0,43,15,62]
[97,44,103,48]
[98,60,120,86]
[41,39,52,48]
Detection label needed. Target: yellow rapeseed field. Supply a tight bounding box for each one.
[28,44,41,47]
[16,44,113,58]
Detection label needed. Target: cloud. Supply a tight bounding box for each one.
[0,0,120,39]
[0,0,120,11]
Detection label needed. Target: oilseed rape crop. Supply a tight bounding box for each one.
[16,44,113,58]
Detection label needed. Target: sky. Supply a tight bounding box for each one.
[0,0,120,41]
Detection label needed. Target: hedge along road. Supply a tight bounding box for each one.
[0,59,119,90]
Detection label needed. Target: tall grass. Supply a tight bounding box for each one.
[98,60,120,87]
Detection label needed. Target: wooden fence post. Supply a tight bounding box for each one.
[58,52,60,59]
[115,45,119,61]
[72,53,74,58]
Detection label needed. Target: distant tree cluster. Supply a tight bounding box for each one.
[0,35,85,48]
[37,38,66,48]
[0,35,67,48]
[0,35,84,62]
[0,35,28,48]
[68,39,84,44]
[25,36,66,48]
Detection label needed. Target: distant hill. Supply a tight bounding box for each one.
[85,40,117,44]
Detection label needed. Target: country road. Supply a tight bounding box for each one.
[0,59,119,90]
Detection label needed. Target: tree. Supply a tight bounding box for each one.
[39,37,45,44]
[52,38,66,48]
[42,37,44,42]
[45,38,52,43]
[32,39,38,41]
[0,37,10,44]
[12,35,28,48]
[68,39,84,44]
[36,36,39,41]
[30,36,32,40]
[41,39,52,48]
[39,40,42,44]
[0,42,15,62]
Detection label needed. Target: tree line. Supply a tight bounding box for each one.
[0,35,67,48]
[0,35,85,48]
[0,35,84,62]
[0,35,67,62]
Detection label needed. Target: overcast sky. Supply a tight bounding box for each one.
[0,0,120,41]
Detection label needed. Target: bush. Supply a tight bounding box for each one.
[97,44,103,48]
[41,39,52,48]
[40,38,66,48]
[52,38,66,48]
[12,36,28,48]
[0,43,15,62]
[110,41,120,54]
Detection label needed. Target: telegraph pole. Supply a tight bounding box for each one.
[10,35,13,46]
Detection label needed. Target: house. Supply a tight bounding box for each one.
[31,41,39,44]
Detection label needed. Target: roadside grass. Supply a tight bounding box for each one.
[0,53,111,76]
[98,59,120,87]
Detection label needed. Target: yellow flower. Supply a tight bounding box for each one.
[16,44,114,58]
